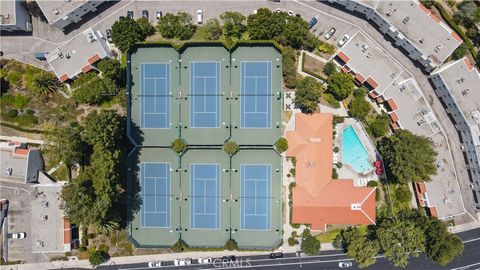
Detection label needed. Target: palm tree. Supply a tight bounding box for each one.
[32,72,60,95]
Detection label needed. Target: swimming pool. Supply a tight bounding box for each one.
[342,125,373,174]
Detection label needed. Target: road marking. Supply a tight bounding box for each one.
[450,261,480,270]
[462,237,480,244]
[0,185,31,195]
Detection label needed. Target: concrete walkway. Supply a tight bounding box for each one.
[0,136,44,145]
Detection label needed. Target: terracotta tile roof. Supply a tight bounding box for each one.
[451,31,462,43]
[429,13,441,23]
[389,112,399,122]
[14,148,29,156]
[59,74,69,82]
[418,3,431,14]
[428,207,438,218]
[286,113,376,230]
[390,122,399,130]
[365,77,379,89]
[87,54,101,65]
[464,58,474,71]
[81,64,93,73]
[354,73,366,84]
[386,98,398,111]
[336,51,350,64]
[63,218,71,244]
[417,182,427,193]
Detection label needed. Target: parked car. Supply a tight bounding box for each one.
[106,29,112,43]
[337,34,350,47]
[197,257,212,264]
[287,10,294,16]
[338,261,353,268]
[127,10,134,19]
[324,27,336,39]
[119,15,125,21]
[222,255,236,262]
[142,10,149,19]
[11,232,26,239]
[197,10,203,24]
[148,261,163,268]
[275,8,282,13]
[307,17,318,30]
[269,252,284,259]
[156,11,162,20]
[174,258,192,266]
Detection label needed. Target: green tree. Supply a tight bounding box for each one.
[223,140,239,156]
[32,72,60,95]
[136,17,156,37]
[82,110,125,151]
[157,13,178,39]
[395,184,412,203]
[348,237,379,268]
[220,12,246,38]
[224,239,238,250]
[89,250,110,267]
[72,73,117,105]
[301,235,321,255]
[204,19,223,40]
[294,77,323,113]
[323,61,337,76]
[61,172,99,225]
[327,72,354,100]
[171,138,187,153]
[281,15,309,49]
[369,113,390,138]
[420,0,435,8]
[157,12,196,40]
[44,124,84,180]
[111,17,145,52]
[348,96,371,120]
[425,219,464,265]
[376,217,425,268]
[454,1,480,27]
[452,43,468,60]
[176,12,196,40]
[97,59,121,80]
[378,130,437,184]
[247,8,285,40]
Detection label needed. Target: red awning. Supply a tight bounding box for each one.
[389,112,399,122]
[59,74,69,82]
[336,51,350,64]
[87,54,101,65]
[354,73,366,84]
[81,65,93,73]
[366,77,379,89]
[390,122,399,130]
[386,98,398,111]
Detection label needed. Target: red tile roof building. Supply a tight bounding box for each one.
[286,113,376,230]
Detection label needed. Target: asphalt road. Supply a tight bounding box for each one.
[94,228,480,270]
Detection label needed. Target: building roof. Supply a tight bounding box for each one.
[286,113,376,230]
[36,0,88,25]
[47,27,110,80]
[375,0,461,64]
[0,0,16,25]
[336,32,403,93]
[0,141,29,180]
[431,57,480,129]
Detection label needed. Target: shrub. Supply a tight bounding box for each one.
[97,244,109,253]
[335,162,343,169]
[282,46,297,89]
[224,239,238,251]
[333,146,340,153]
[367,180,378,187]
[171,239,189,252]
[289,167,296,177]
[292,223,300,229]
[88,250,110,267]
[6,109,18,118]
[78,246,87,252]
[301,235,321,255]
[302,228,311,238]
[26,109,35,115]
[275,137,288,153]
[6,71,21,85]
[171,138,187,154]
[288,237,298,246]
[323,61,337,76]
[223,140,239,155]
[395,185,412,203]
[322,93,340,108]
[332,168,338,179]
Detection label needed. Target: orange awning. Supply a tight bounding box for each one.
[59,74,69,82]
[81,65,93,73]
[389,112,399,122]
[366,77,379,89]
[386,98,398,111]
[354,73,366,84]
[390,122,399,130]
[87,54,101,65]
[336,51,350,64]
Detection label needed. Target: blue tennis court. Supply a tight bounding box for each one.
[240,62,272,128]
[240,164,271,230]
[141,163,171,228]
[140,63,170,129]
[190,164,220,229]
[190,62,221,128]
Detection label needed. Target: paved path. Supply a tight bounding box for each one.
[0,136,44,145]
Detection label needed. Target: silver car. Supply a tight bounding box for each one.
[325,27,336,39]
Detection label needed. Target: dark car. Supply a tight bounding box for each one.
[142,10,149,19]
[106,29,112,43]
[269,252,284,259]
[222,255,236,262]
[308,17,318,30]
[127,10,134,19]
[119,15,125,21]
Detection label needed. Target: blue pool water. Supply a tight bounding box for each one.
[342,125,373,174]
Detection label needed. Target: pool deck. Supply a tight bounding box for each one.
[335,118,378,186]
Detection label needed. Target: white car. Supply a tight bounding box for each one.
[148,261,163,268]
[287,10,294,16]
[196,10,203,24]
[253,9,258,14]
[197,257,212,264]
[324,27,336,40]
[174,258,192,266]
[337,34,350,47]
[11,232,26,239]
[338,261,353,268]
[275,8,282,13]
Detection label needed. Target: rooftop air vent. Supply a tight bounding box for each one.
[54,9,59,15]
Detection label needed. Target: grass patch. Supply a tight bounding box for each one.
[321,93,340,109]
[301,53,327,81]
[283,110,293,123]
[51,164,68,181]
[315,229,341,243]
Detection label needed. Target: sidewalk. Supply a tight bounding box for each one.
[449,220,480,234]
[0,136,44,145]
